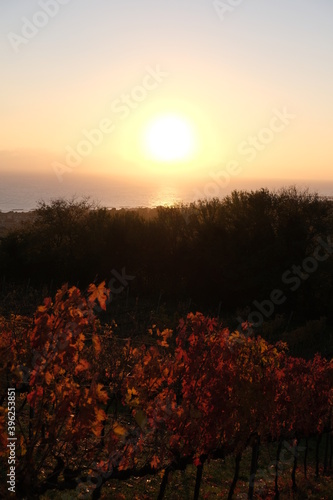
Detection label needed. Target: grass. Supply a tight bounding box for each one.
[41,437,333,499]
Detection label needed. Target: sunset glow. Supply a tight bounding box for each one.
[0,0,333,205]
[142,114,196,163]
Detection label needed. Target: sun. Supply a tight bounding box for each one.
[143,114,196,162]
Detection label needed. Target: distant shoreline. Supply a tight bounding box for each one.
[1,175,333,214]
[1,193,333,238]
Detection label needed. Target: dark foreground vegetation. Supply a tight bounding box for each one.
[0,187,332,498]
[0,187,332,357]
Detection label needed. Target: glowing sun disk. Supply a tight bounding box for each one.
[143,114,196,162]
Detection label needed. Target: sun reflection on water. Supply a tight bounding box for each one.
[148,187,182,207]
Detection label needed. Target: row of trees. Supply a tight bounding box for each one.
[1,283,332,498]
[1,188,333,319]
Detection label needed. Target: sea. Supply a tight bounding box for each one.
[1,172,333,213]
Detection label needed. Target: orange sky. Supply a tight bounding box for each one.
[1,0,333,197]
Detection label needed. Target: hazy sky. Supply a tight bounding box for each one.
[1,0,333,190]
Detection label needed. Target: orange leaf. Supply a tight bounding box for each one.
[88,282,109,311]
[151,455,160,469]
[96,384,109,404]
[45,371,53,385]
[95,408,106,422]
[113,423,127,437]
[92,334,101,355]
[75,359,90,374]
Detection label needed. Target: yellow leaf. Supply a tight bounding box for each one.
[113,423,127,437]
[125,387,139,406]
